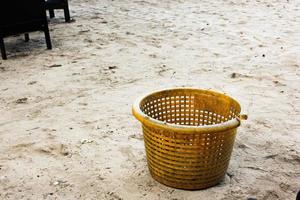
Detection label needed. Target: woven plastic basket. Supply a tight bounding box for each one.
[132,88,246,190]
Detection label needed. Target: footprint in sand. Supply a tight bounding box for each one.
[35,143,70,157]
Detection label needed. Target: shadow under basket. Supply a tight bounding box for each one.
[132,88,246,190]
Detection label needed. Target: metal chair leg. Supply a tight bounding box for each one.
[44,26,52,50]
[0,37,7,60]
[25,33,29,42]
[64,5,71,22]
[49,9,55,18]
[64,3,71,22]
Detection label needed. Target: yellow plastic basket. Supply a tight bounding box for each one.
[132,88,246,190]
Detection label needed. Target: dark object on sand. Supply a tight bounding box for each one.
[296,191,300,200]
[0,0,52,60]
[45,0,71,22]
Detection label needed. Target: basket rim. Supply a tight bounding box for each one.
[132,87,242,133]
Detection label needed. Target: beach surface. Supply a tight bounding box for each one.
[0,0,299,199]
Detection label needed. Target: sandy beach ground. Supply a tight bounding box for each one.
[0,0,299,199]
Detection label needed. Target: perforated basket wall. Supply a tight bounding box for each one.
[132,88,242,190]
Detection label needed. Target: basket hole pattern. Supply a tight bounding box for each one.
[138,90,241,189]
[142,125,237,188]
[141,95,239,126]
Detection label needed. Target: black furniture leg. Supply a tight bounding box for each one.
[0,37,7,60]
[64,4,71,22]
[49,9,55,18]
[24,33,30,42]
[44,26,52,49]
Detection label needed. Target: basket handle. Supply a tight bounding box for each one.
[236,114,248,122]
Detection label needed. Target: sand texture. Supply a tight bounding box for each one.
[0,0,299,199]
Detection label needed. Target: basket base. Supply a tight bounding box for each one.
[149,170,225,190]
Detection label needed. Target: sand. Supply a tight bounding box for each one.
[0,0,299,199]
